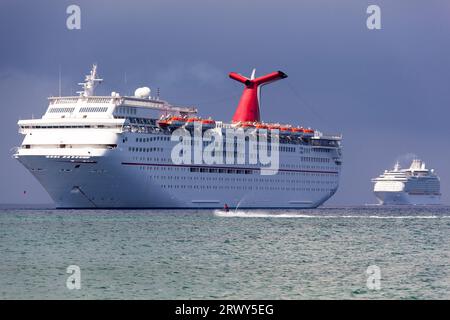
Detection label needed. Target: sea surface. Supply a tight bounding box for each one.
[0,206,449,300]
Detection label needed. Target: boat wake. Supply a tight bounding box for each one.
[213,210,447,219]
[213,210,316,218]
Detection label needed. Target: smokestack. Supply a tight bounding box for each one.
[229,70,287,122]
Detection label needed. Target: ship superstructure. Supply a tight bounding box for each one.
[14,65,342,208]
[372,159,441,205]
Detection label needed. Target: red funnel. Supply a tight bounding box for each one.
[229,70,287,122]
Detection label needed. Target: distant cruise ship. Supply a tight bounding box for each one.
[14,65,343,208]
[372,159,441,205]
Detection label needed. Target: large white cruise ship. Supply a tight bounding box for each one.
[372,159,441,205]
[14,65,342,209]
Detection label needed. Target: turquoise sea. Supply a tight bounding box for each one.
[0,206,449,299]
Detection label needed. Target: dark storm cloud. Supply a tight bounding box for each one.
[1,0,449,204]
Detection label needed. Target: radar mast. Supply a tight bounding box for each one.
[77,64,103,97]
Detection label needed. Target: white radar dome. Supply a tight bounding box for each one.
[134,87,151,99]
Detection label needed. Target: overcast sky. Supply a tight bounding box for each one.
[1,0,449,205]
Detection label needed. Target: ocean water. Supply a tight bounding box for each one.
[0,206,449,300]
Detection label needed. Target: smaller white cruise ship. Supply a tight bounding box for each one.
[372,159,441,205]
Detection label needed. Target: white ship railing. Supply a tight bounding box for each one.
[48,95,198,114]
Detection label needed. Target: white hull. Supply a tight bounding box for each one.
[374,191,441,205]
[372,159,441,206]
[17,152,339,209]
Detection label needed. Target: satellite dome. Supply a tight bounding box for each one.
[134,87,151,99]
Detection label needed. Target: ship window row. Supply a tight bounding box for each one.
[280,163,334,169]
[127,117,156,125]
[280,146,295,152]
[189,167,253,174]
[122,125,161,134]
[132,157,171,162]
[48,107,76,113]
[311,140,338,147]
[137,165,337,178]
[312,148,331,153]
[301,156,330,163]
[136,165,338,180]
[129,147,163,153]
[117,107,137,115]
[250,145,295,153]
[20,125,121,129]
[147,171,336,186]
[129,155,337,174]
[136,136,170,143]
[181,141,296,153]
[139,166,334,181]
[158,183,333,193]
[79,107,109,113]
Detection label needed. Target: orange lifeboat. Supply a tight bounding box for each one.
[279,125,292,135]
[168,116,186,128]
[201,118,216,129]
[185,117,200,128]
[290,127,304,136]
[303,128,314,136]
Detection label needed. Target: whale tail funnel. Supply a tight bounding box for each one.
[229,70,287,122]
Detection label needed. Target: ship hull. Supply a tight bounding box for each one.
[17,154,340,209]
[374,191,441,205]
